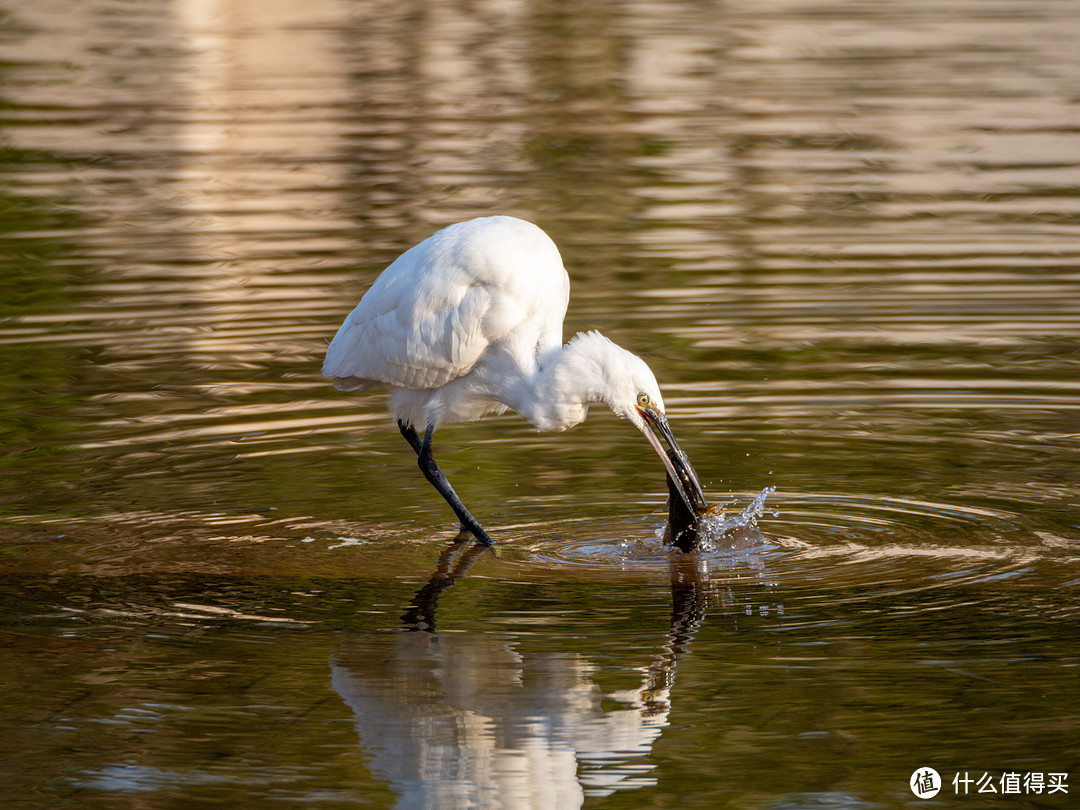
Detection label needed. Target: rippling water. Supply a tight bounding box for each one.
[2,0,1079,807]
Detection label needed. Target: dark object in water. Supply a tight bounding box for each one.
[664,476,730,552]
[664,473,710,552]
[658,434,709,551]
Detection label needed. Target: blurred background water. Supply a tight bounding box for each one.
[1,0,1078,807]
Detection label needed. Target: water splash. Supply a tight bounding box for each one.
[692,485,777,552]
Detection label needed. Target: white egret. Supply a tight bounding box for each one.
[323,216,706,545]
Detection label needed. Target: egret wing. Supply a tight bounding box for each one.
[323,217,568,392]
[324,280,491,390]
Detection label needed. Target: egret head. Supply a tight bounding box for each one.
[563,332,708,517]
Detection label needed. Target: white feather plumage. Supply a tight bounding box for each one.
[323,216,670,429]
[324,216,572,427]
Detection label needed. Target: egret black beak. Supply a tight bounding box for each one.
[639,406,708,516]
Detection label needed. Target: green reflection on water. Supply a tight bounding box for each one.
[1,553,1077,808]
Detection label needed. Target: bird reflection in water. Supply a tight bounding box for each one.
[330,536,759,808]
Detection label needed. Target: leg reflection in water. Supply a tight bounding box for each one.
[400,537,490,632]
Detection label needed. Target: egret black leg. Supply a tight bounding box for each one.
[399,420,474,540]
[403,420,495,546]
[398,419,423,455]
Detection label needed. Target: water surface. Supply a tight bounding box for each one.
[1,0,1078,807]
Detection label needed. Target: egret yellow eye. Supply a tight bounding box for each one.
[636,392,650,408]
